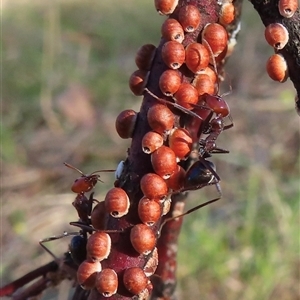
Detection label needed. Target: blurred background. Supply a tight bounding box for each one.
[1,0,299,299]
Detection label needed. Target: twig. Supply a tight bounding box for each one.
[0,261,58,297]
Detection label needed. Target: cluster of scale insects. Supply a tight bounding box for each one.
[2,0,298,298]
[41,0,238,298]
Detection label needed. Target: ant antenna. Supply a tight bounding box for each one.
[64,162,85,176]
[202,38,234,100]
[158,196,221,236]
[144,88,204,121]
[64,162,115,178]
[220,72,233,98]
[202,38,219,93]
[89,169,116,175]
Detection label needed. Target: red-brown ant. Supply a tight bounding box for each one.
[144,88,233,156]
[190,38,234,156]
[185,95,232,194]
[39,163,116,264]
[198,110,233,156]
[64,162,115,194]
[144,88,227,193]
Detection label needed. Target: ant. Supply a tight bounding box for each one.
[39,163,115,266]
[195,39,234,156]
[64,162,115,194]
[183,158,221,193]
[144,86,233,158]
[192,93,233,156]
[39,193,117,266]
[64,162,115,226]
[144,88,230,189]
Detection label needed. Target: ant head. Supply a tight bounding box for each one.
[64,162,99,194]
[64,162,115,194]
[71,175,99,194]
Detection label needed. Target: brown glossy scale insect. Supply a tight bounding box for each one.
[64,162,115,194]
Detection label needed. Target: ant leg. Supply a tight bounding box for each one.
[198,156,221,182]
[144,88,204,121]
[224,124,233,130]
[39,231,80,260]
[69,221,124,234]
[158,196,221,236]
[88,193,95,216]
[198,140,229,155]
[70,221,95,233]
[224,114,234,130]
[209,147,230,154]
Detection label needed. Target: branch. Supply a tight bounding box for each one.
[249,0,300,113]
[0,261,58,297]
[87,0,239,299]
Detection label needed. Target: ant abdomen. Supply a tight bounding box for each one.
[69,235,87,266]
[184,160,217,190]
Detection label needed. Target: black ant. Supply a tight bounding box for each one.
[183,158,221,193]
